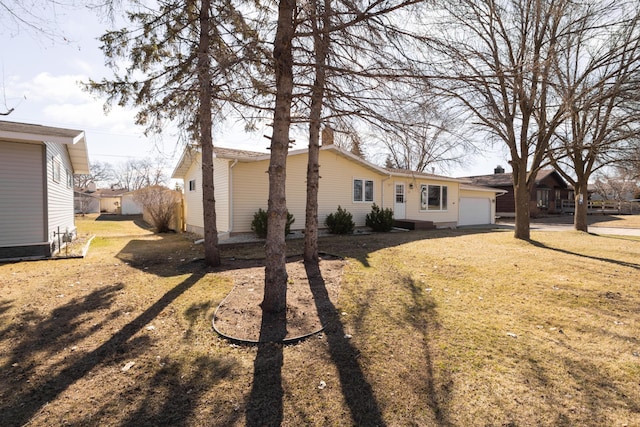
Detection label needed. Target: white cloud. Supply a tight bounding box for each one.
[6,72,95,106]
[5,71,140,135]
[42,101,138,132]
[70,59,96,76]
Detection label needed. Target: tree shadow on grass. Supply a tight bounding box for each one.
[399,273,452,426]
[560,354,640,423]
[115,355,241,427]
[0,271,206,427]
[245,309,287,426]
[0,299,12,315]
[304,260,386,426]
[528,239,640,270]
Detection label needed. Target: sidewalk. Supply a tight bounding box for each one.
[495,219,640,236]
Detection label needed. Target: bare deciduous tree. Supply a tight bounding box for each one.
[428,0,579,240]
[111,158,167,191]
[593,167,640,201]
[0,0,76,40]
[374,100,471,173]
[548,2,640,231]
[73,160,113,189]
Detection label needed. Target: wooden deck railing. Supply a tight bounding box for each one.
[561,200,640,214]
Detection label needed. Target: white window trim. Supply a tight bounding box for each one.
[52,157,61,183]
[353,178,374,203]
[420,184,448,212]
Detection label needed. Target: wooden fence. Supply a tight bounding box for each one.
[560,200,640,215]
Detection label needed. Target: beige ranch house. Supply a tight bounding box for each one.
[172,143,504,238]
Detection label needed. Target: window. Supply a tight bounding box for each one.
[189,179,196,191]
[537,189,550,208]
[52,158,61,183]
[420,184,448,211]
[395,184,405,203]
[66,169,73,188]
[353,179,374,202]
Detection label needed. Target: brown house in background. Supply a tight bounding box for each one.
[463,166,571,217]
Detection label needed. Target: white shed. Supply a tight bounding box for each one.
[121,191,144,215]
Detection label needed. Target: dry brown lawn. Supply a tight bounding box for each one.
[0,213,639,426]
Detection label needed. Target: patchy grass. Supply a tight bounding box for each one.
[0,214,638,426]
[588,213,640,228]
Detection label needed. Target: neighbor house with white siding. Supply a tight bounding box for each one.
[0,121,89,260]
[171,143,504,238]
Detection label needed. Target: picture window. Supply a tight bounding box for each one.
[420,184,448,211]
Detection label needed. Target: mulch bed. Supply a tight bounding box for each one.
[213,255,347,343]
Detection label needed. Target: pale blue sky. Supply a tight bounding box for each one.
[0,4,507,178]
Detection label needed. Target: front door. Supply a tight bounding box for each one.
[394,183,406,219]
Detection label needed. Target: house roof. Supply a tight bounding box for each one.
[171,145,267,179]
[460,184,508,194]
[94,188,127,198]
[385,167,469,184]
[172,143,464,183]
[172,143,390,179]
[0,120,90,174]
[463,168,568,188]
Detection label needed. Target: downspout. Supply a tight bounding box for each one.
[42,145,50,253]
[381,173,392,209]
[228,159,238,233]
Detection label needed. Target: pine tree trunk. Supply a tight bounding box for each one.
[304,125,321,262]
[198,0,220,267]
[304,0,329,263]
[263,0,296,314]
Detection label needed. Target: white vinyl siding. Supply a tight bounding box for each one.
[100,197,121,213]
[45,142,76,243]
[182,153,230,234]
[183,155,203,234]
[230,150,386,233]
[231,160,270,233]
[382,178,460,225]
[214,157,230,232]
[0,141,46,246]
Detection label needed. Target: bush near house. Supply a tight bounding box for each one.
[366,203,394,232]
[325,205,355,234]
[132,185,181,233]
[251,208,295,238]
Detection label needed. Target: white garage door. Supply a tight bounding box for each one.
[459,197,491,226]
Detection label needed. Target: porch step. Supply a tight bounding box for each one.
[393,220,436,230]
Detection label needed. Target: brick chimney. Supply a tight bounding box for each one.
[321,126,334,146]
